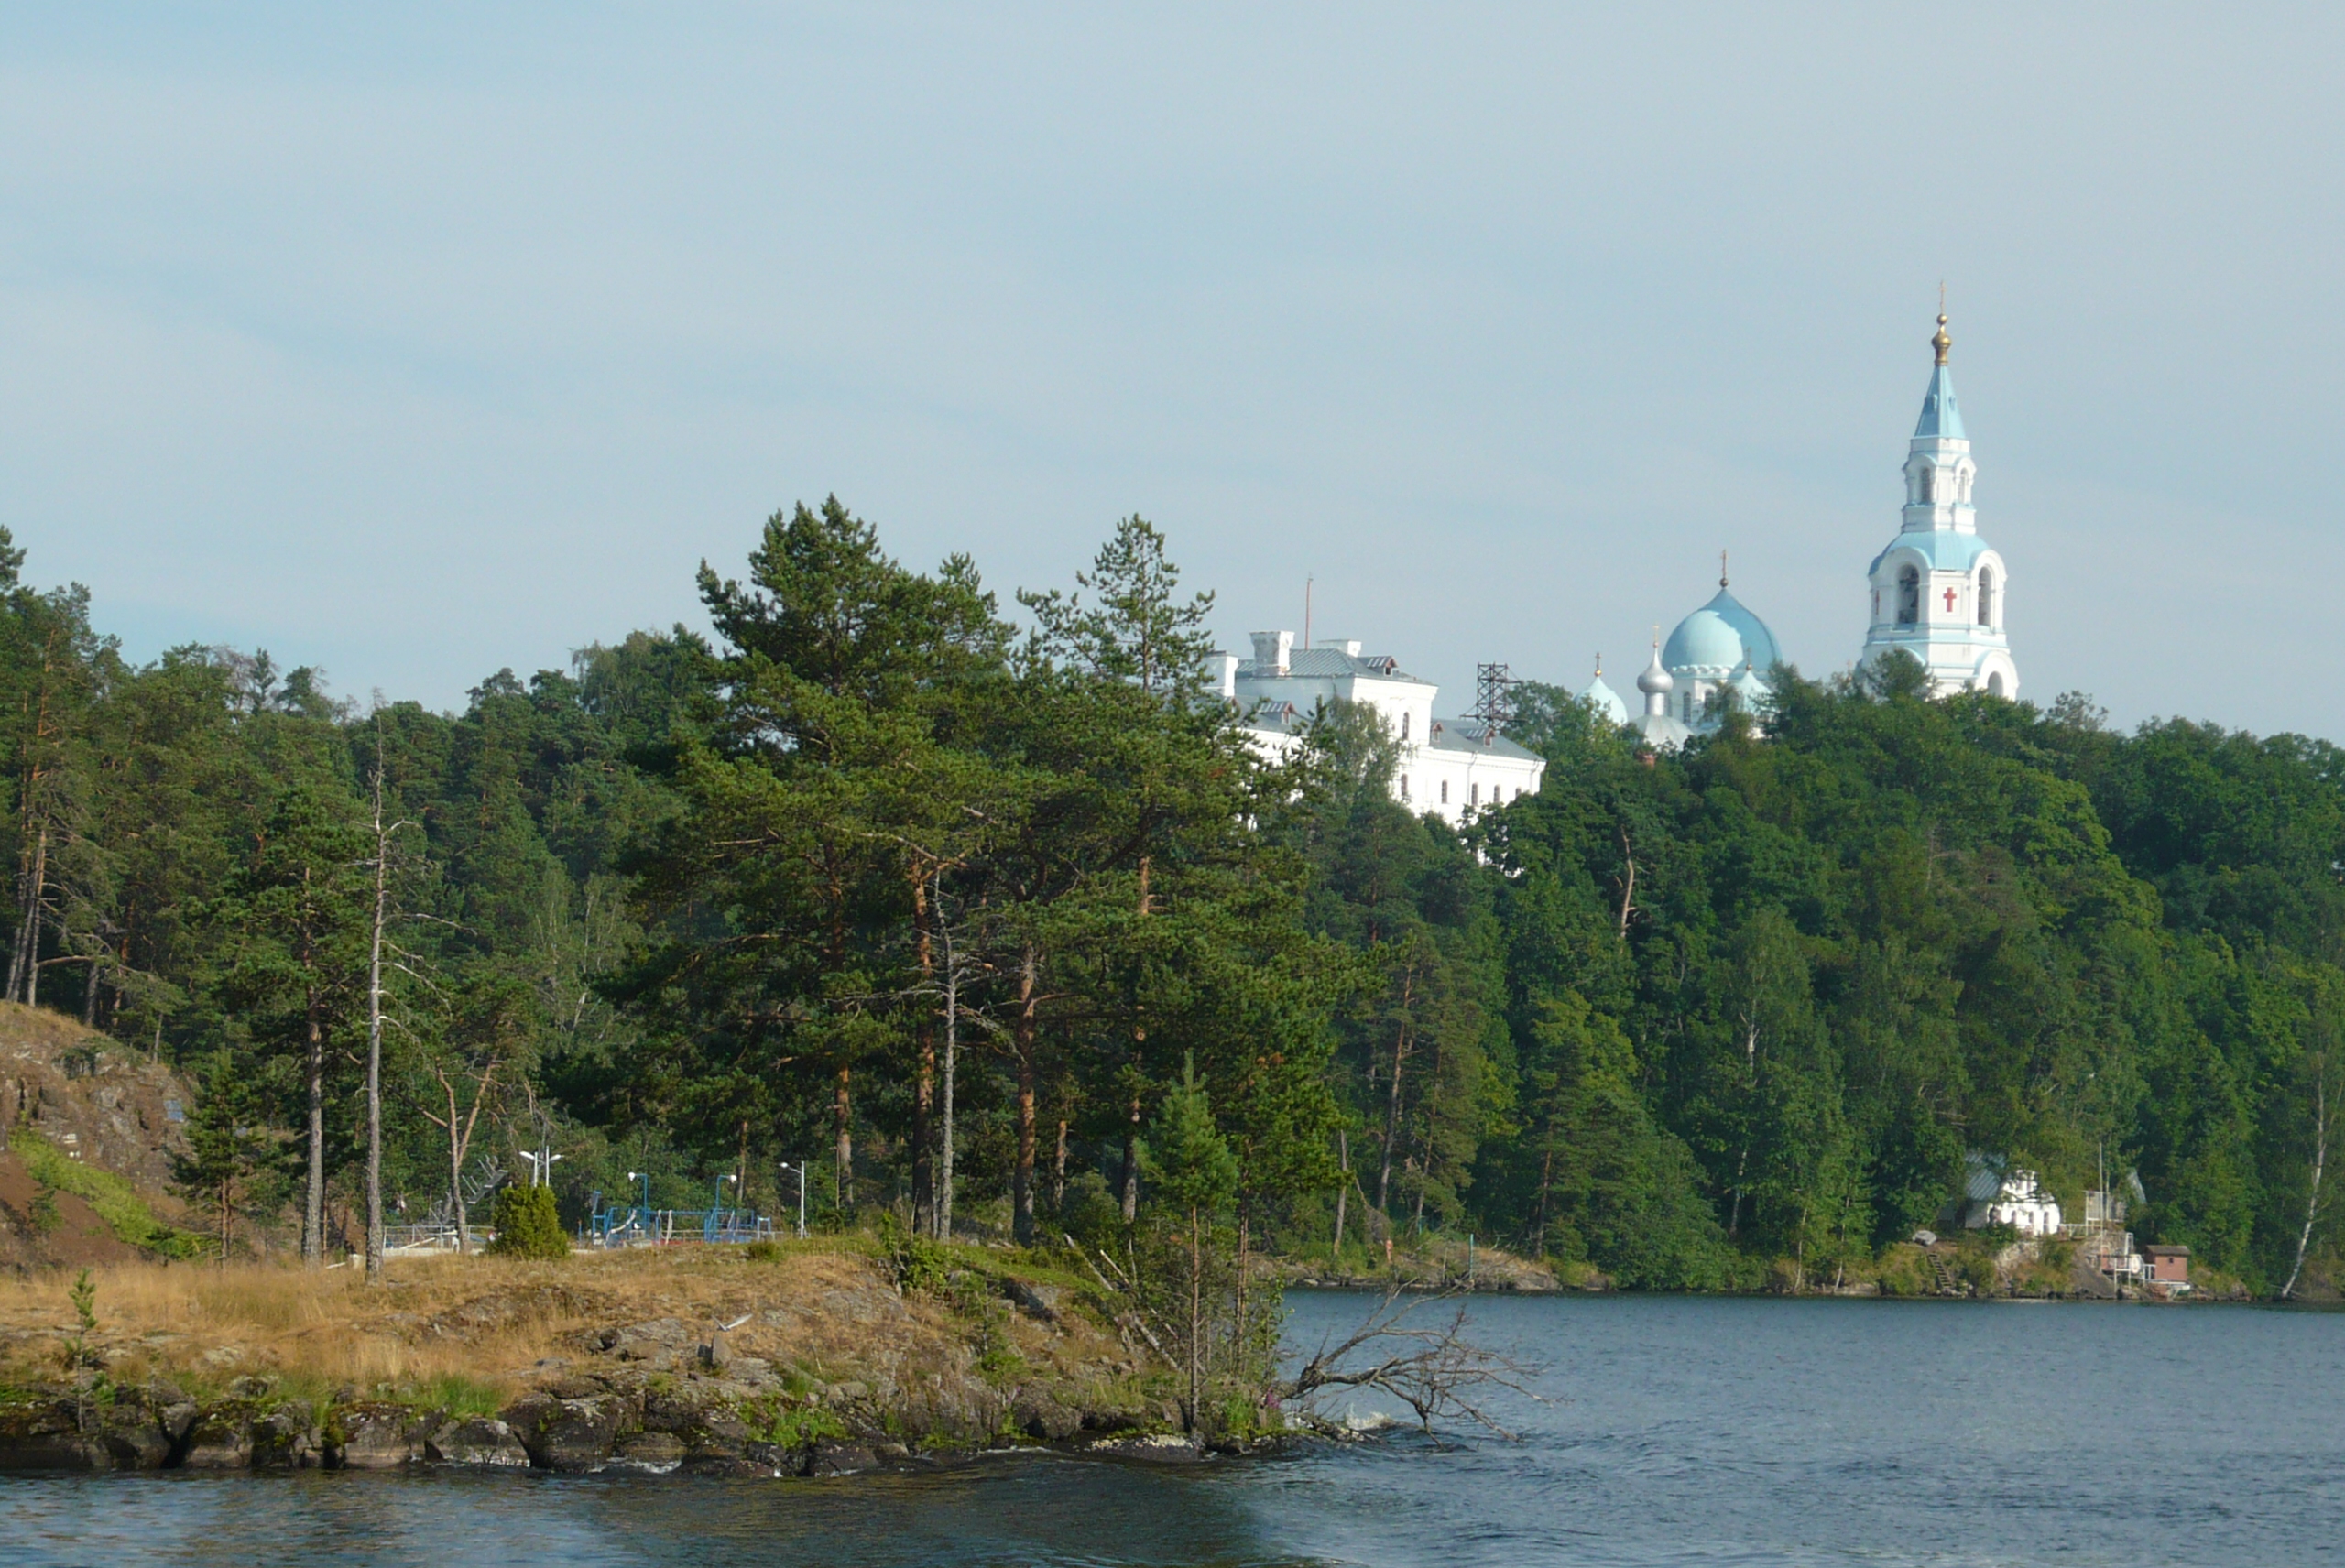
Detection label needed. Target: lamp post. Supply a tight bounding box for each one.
[518,1149,563,1188]
[626,1171,651,1211]
[778,1161,808,1240]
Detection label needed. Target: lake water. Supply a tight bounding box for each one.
[4,1292,2340,1566]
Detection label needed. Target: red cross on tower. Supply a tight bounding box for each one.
[1942,586,1958,613]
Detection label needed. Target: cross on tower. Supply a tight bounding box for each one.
[1942,586,1958,613]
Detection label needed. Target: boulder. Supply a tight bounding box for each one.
[330,1402,421,1469]
[698,1329,733,1371]
[1004,1279,1063,1323]
[179,1404,257,1470]
[805,1438,879,1475]
[249,1407,322,1469]
[503,1393,625,1472]
[423,1417,532,1468]
[610,1431,685,1472]
[0,1391,104,1471]
[1013,1391,1083,1442]
[95,1385,195,1471]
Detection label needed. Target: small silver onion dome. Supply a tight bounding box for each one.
[1636,645,1674,695]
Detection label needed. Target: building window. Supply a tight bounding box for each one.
[1897,564,1920,626]
[1440,779,1449,804]
[1401,713,1410,741]
[1399,774,1410,800]
[1977,568,1994,626]
[1470,782,1479,806]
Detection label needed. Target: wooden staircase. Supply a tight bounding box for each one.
[1926,1249,1963,1296]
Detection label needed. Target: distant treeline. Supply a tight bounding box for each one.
[1,507,2336,1293]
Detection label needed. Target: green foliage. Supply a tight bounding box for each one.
[0,507,2339,1300]
[16,1128,201,1258]
[1146,1055,1238,1216]
[484,1182,568,1258]
[415,1374,505,1419]
[738,1394,848,1448]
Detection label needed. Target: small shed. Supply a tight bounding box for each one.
[2143,1244,2190,1285]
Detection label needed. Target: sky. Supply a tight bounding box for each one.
[1,5,2338,735]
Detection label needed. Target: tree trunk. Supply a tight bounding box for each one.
[302,955,325,1267]
[1012,943,1039,1245]
[1377,1018,1412,1214]
[911,874,935,1236]
[1052,1117,1067,1212]
[1615,822,1638,942]
[444,1073,467,1255]
[2283,1054,2332,1301]
[940,934,959,1241]
[14,822,49,1007]
[1532,1139,1554,1258]
[834,1066,853,1207]
[1187,1204,1203,1433]
[1332,1129,1349,1255]
[1121,1092,1141,1222]
[365,781,388,1287]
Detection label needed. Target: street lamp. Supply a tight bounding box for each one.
[713,1171,736,1214]
[777,1161,808,1240]
[626,1171,651,1210]
[518,1149,564,1188]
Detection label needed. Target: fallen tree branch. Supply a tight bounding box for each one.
[1282,1286,1542,1439]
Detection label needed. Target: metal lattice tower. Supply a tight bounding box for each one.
[1472,662,1514,732]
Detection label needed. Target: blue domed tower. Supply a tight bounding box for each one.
[1858,314,2019,697]
[1659,555,1782,731]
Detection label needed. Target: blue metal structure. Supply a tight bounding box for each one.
[584,1195,774,1247]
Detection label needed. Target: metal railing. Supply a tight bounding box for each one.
[585,1204,774,1247]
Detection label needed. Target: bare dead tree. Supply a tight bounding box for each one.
[1282,1288,1542,1439]
[2282,1048,2340,1301]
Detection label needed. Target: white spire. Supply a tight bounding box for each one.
[1858,311,2019,700]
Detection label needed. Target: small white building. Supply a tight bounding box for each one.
[1214,630,1545,827]
[1965,1164,2064,1237]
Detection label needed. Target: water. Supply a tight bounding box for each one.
[4,1293,2340,1566]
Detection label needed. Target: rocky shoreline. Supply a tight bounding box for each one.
[0,1245,1300,1477]
[0,1366,1230,1477]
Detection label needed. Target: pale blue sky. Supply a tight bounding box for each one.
[2,5,2336,735]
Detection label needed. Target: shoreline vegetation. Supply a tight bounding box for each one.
[0,494,2339,1432]
[0,1236,1538,1476]
[0,1226,2274,1478]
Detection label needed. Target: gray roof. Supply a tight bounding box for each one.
[1233,648,1431,685]
[1423,719,1542,762]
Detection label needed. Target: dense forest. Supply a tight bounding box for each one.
[2,505,2338,1296]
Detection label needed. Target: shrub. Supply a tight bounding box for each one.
[485,1183,568,1259]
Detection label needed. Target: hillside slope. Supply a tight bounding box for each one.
[0,1005,192,1272]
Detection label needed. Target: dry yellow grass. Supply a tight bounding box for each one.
[0,1242,1129,1410]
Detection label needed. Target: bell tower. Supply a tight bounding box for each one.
[1858,313,2020,699]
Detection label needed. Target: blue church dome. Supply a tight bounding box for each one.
[1663,587,1781,679]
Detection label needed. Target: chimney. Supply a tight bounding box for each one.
[1249,630,1293,677]
[1208,652,1238,702]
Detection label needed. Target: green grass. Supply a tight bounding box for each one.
[414,1373,506,1419]
[11,1128,202,1258]
[738,1394,847,1448]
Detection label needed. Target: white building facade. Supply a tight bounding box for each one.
[1216,630,1545,826]
[1859,315,2020,698]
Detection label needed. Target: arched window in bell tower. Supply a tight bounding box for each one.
[1976,568,1994,626]
[1896,564,1921,626]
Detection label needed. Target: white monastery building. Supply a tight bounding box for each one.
[1209,311,2019,813]
[1858,314,2019,698]
[1215,631,1545,827]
